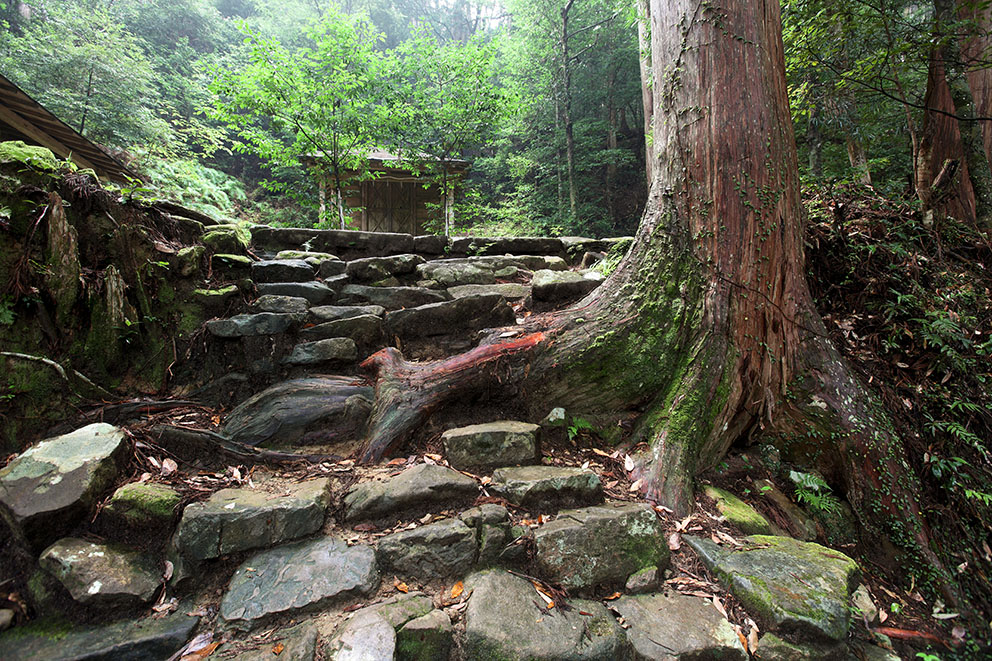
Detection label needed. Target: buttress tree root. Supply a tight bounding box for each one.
[349,0,963,609]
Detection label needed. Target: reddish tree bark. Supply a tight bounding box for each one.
[354,0,961,606]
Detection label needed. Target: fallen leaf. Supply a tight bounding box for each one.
[933,612,959,620]
[161,458,178,476]
[676,515,692,532]
[272,642,285,655]
[423,455,437,465]
[604,592,622,600]
[629,479,643,493]
[480,475,492,485]
[394,579,409,593]
[879,610,888,623]
[592,448,611,458]
[747,627,759,652]
[624,454,635,472]
[425,453,443,462]
[387,457,407,466]
[163,560,174,581]
[352,522,377,532]
[451,581,464,599]
[712,596,728,618]
[734,625,748,652]
[667,532,681,551]
[182,641,221,660]
[604,480,618,489]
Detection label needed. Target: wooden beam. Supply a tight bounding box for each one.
[0,104,99,173]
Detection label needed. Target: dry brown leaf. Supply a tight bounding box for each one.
[161,458,178,477]
[676,515,692,532]
[712,596,728,619]
[629,479,643,493]
[272,642,285,655]
[734,626,748,653]
[592,448,611,458]
[163,560,174,581]
[394,579,409,593]
[451,581,464,599]
[604,592,622,600]
[747,628,759,651]
[667,532,681,551]
[387,457,407,466]
[879,610,888,623]
[624,454,635,472]
[604,480,618,489]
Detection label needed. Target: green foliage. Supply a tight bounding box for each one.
[0,297,15,325]
[789,470,841,515]
[567,416,595,442]
[134,153,247,218]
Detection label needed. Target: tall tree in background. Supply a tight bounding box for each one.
[352,0,958,604]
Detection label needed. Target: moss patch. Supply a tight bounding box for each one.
[703,485,774,535]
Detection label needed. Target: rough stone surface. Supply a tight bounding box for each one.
[459,504,511,528]
[299,314,383,345]
[221,537,378,626]
[441,421,538,471]
[447,283,531,301]
[414,234,448,254]
[283,338,358,366]
[338,284,447,310]
[449,236,564,256]
[318,259,348,277]
[0,609,12,632]
[205,312,302,337]
[251,259,315,283]
[384,294,514,339]
[344,464,479,521]
[328,609,395,661]
[531,269,604,301]
[309,304,385,323]
[625,565,661,595]
[222,377,373,447]
[0,608,199,660]
[250,226,414,257]
[850,584,879,624]
[347,254,425,282]
[193,284,240,310]
[703,485,774,535]
[534,502,668,592]
[174,479,330,562]
[251,294,310,314]
[257,282,335,305]
[203,224,251,253]
[754,480,817,541]
[463,570,624,661]
[39,538,159,608]
[0,423,126,548]
[612,593,747,660]
[377,518,477,577]
[415,260,496,287]
[686,535,860,642]
[755,633,848,660]
[232,623,319,661]
[490,465,603,508]
[396,610,453,661]
[104,482,180,528]
[276,249,339,262]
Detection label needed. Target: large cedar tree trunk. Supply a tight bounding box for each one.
[354,0,959,604]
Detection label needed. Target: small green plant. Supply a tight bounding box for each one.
[789,470,841,514]
[567,416,595,442]
[916,652,940,661]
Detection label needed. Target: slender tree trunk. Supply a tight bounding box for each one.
[606,67,619,228]
[561,0,578,221]
[934,0,992,230]
[79,69,94,137]
[349,0,960,607]
[554,95,566,217]
[636,0,654,183]
[845,132,872,186]
[807,81,823,179]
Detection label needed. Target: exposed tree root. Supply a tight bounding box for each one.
[149,425,341,466]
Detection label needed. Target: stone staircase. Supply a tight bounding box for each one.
[0,228,905,660]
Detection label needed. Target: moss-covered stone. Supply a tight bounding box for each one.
[173,246,205,277]
[105,482,181,528]
[396,610,453,661]
[0,141,64,172]
[202,224,251,253]
[685,535,860,642]
[755,633,847,660]
[703,485,775,535]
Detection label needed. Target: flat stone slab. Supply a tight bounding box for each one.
[174,479,330,562]
[490,465,603,508]
[346,254,425,282]
[0,607,198,660]
[685,534,860,642]
[104,482,181,528]
[275,249,340,263]
[257,282,335,305]
[534,502,668,593]
[397,609,453,661]
[283,338,358,366]
[449,236,564,256]
[40,538,160,608]
[221,537,379,627]
[383,294,514,339]
[326,593,434,660]
[222,377,373,447]
[251,259,315,283]
[318,259,348,277]
[251,294,310,314]
[377,518,477,578]
[448,283,532,301]
[309,304,385,323]
[337,284,447,310]
[206,312,302,337]
[250,227,414,257]
[703,485,774,535]
[0,422,126,548]
[463,570,624,660]
[415,260,496,287]
[611,593,747,660]
[343,464,478,521]
[442,421,538,471]
[299,314,383,345]
[531,269,604,301]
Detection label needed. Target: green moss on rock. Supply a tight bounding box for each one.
[105,482,181,527]
[703,485,774,535]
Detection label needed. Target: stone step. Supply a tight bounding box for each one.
[250,227,415,258]
[447,282,531,301]
[283,337,358,366]
[345,254,426,283]
[441,420,539,471]
[383,293,514,341]
[251,258,316,283]
[298,314,384,346]
[489,465,603,509]
[532,268,605,302]
[251,294,311,314]
[337,284,448,310]
[309,304,385,323]
[257,282,336,305]
[205,312,304,338]
[343,464,479,522]
[39,538,160,609]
